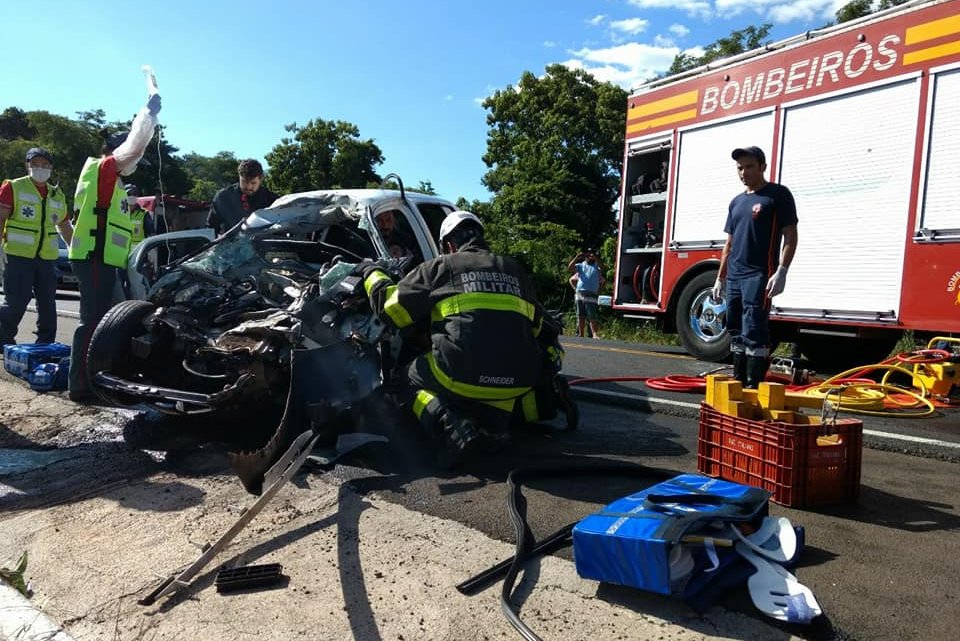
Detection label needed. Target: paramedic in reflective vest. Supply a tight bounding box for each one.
[0,147,74,347]
[126,184,152,252]
[68,94,161,402]
[362,210,574,466]
[712,146,798,388]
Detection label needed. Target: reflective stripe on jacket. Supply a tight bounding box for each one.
[3,176,66,260]
[69,157,132,267]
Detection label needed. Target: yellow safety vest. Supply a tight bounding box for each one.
[130,207,146,249]
[2,176,66,260]
[68,157,132,267]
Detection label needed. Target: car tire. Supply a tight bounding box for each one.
[87,300,156,406]
[675,270,730,362]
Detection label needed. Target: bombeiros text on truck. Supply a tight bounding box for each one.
[611,0,960,368]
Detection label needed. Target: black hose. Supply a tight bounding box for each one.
[495,463,680,641]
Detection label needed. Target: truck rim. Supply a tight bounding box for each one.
[688,290,727,344]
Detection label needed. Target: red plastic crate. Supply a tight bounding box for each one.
[696,402,862,508]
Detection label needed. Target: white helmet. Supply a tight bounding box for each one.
[438,210,483,244]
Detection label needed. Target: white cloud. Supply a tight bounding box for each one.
[653,34,675,47]
[626,0,712,19]
[562,42,681,89]
[587,14,606,26]
[713,0,842,23]
[543,40,557,48]
[610,17,649,36]
[668,23,690,38]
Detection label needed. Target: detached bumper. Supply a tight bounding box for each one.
[93,371,253,414]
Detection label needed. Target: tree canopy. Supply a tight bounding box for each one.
[264,119,384,194]
[481,64,627,250]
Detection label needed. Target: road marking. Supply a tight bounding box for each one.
[563,341,693,361]
[574,387,960,450]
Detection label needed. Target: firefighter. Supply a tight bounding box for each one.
[360,210,575,466]
[712,146,798,388]
[67,94,161,402]
[0,147,74,347]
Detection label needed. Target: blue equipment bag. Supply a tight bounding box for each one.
[572,474,770,595]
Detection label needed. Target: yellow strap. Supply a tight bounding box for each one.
[521,391,539,422]
[426,352,530,400]
[432,292,535,323]
[412,389,437,419]
[363,269,391,297]
[383,285,414,328]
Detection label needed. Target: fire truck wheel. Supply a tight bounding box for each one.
[87,300,157,407]
[675,271,730,362]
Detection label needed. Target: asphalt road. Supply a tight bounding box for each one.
[2,304,959,641]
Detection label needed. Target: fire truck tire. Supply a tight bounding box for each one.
[87,300,157,406]
[675,271,730,362]
[795,334,899,371]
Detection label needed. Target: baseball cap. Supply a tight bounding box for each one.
[731,146,766,165]
[25,147,53,163]
[439,210,483,243]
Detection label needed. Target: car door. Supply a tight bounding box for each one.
[126,228,216,300]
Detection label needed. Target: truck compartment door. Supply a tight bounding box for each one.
[776,77,921,319]
[671,112,775,248]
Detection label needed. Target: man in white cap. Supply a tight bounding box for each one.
[0,147,74,347]
[360,210,576,466]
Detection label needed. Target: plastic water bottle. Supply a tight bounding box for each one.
[29,362,59,391]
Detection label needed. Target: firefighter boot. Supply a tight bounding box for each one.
[434,406,481,469]
[745,356,769,389]
[732,351,748,386]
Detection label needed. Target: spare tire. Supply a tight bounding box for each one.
[87,300,156,406]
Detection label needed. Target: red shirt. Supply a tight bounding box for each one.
[0,178,49,210]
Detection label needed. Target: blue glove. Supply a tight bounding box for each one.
[146,94,162,116]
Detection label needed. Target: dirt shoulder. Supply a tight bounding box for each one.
[0,374,799,641]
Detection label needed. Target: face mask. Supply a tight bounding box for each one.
[29,166,52,183]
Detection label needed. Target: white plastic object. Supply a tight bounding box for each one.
[730,516,797,563]
[142,65,159,95]
[736,542,822,623]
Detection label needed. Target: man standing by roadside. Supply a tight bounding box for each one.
[206,159,278,235]
[0,148,74,347]
[68,94,161,402]
[567,249,604,339]
[712,146,798,388]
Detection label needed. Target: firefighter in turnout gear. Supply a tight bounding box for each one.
[361,210,576,467]
[0,147,74,347]
[67,94,161,402]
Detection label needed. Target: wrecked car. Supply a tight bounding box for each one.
[86,187,457,491]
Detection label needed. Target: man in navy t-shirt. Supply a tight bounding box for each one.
[712,146,798,388]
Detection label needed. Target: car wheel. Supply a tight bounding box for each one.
[675,270,730,362]
[87,300,156,406]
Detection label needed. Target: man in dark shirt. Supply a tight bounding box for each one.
[206,159,279,235]
[712,146,798,388]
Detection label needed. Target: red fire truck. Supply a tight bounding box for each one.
[611,0,960,367]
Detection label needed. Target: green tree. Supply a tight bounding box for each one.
[0,107,36,140]
[835,0,874,23]
[181,151,239,200]
[481,64,627,250]
[265,118,383,193]
[666,24,773,76]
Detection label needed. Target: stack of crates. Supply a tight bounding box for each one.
[696,376,863,508]
[3,343,71,391]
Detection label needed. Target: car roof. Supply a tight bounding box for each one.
[268,189,455,216]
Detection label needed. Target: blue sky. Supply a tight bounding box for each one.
[1,0,853,202]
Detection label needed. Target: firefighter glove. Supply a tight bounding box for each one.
[711,276,724,303]
[766,265,788,298]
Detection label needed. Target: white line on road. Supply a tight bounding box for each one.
[574,387,960,450]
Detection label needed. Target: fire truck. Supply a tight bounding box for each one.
[611,0,960,367]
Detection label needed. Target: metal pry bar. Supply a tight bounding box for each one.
[138,430,320,606]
